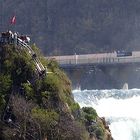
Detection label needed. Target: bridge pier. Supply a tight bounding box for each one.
[63,63,140,89]
[64,67,86,89]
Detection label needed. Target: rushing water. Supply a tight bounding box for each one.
[73,89,140,140]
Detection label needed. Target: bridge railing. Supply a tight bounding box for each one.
[56,57,139,65]
[47,52,140,67]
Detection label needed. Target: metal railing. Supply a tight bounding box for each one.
[17,37,46,74]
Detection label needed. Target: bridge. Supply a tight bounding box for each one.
[46,51,140,68]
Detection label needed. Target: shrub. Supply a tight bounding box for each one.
[88,125,104,140]
[22,83,34,99]
[82,107,98,121]
[32,108,59,139]
[0,74,12,95]
[42,74,61,93]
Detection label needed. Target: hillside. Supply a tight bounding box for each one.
[0,38,112,140]
[1,0,140,55]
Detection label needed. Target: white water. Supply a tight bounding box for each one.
[73,89,140,140]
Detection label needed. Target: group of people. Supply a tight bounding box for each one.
[0,30,47,77]
[0,30,30,45]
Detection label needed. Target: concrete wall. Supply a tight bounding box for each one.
[64,64,140,90]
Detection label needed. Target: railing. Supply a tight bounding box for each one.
[0,32,46,75]
[17,37,46,74]
[47,52,140,67]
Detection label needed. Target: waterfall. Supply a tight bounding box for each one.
[73,89,140,140]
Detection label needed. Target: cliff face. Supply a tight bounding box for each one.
[1,0,140,55]
[0,43,113,140]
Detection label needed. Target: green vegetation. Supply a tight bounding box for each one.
[0,44,109,140]
[0,74,12,111]
[82,107,98,122]
[88,125,104,140]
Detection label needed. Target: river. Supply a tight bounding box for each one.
[73,89,140,140]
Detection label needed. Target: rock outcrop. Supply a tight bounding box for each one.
[0,42,113,140]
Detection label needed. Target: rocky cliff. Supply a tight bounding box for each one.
[0,42,113,140]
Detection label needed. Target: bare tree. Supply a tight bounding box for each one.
[57,112,89,140]
[3,95,42,140]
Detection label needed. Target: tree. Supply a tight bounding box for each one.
[2,95,41,140]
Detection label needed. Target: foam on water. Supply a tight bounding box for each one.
[73,89,140,140]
